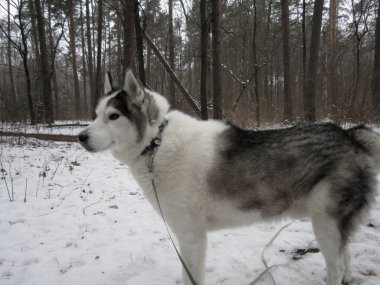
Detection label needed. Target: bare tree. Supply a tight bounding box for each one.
[86,0,95,113]
[123,0,136,71]
[281,0,293,121]
[94,0,104,107]
[0,0,35,123]
[252,0,260,125]
[304,0,324,122]
[328,0,338,119]
[79,0,88,115]
[351,0,371,113]
[302,0,307,108]
[200,0,208,120]
[7,0,16,115]
[373,0,380,117]
[168,0,176,108]
[211,0,222,119]
[67,0,81,118]
[134,0,146,85]
[35,0,54,123]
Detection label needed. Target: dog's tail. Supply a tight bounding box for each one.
[348,125,380,172]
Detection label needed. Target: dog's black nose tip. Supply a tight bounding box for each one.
[78,132,89,143]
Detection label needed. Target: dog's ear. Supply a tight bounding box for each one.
[104,72,113,94]
[123,69,145,105]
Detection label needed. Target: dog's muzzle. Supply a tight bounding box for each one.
[78,131,94,151]
[78,132,89,143]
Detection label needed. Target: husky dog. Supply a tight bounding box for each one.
[78,70,379,285]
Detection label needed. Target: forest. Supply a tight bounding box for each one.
[0,0,380,127]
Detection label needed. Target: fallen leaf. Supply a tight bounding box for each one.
[359,269,376,276]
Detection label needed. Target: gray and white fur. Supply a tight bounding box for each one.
[79,70,379,285]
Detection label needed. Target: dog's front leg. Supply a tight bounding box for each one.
[176,229,207,285]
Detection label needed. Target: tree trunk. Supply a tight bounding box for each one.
[302,0,307,111]
[67,0,81,118]
[7,0,17,117]
[116,3,123,83]
[134,0,146,85]
[168,0,176,108]
[86,0,95,113]
[47,1,60,119]
[304,0,324,122]
[328,0,338,120]
[94,0,103,109]
[123,0,136,71]
[200,0,208,120]
[18,0,35,124]
[35,0,54,123]
[252,0,260,126]
[211,0,222,119]
[80,0,87,117]
[373,0,380,118]
[281,0,293,121]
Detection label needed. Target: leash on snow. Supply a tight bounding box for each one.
[248,221,294,285]
[148,150,198,285]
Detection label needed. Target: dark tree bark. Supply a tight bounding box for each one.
[94,0,103,108]
[134,0,146,85]
[328,0,338,119]
[67,0,81,118]
[281,0,293,121]
[302,0,307,109]
[304,0,324,122]
[86,0,95,112]
[168,0,176,108]
[10,0,35,124]
[252,0,260,126]
[80,0,88,116]
[211,0,222,119]
[47,1,59,118]
[373,0,380,117]
[35,0,54,123]
[123,0,136,71]
[7,0,16,114]
[116,2,123,83]
[200,0,208,120]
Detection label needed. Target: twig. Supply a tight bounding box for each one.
[0,160,12,202]
[24,178,27,203]
[35,175,41,197]
[8,163,14,201]
[80,169,93,201]
[57,169,92,207]
[50,157,64,180]
[249,221,294,285]
[82,201,102,215]
[56,187,79,207]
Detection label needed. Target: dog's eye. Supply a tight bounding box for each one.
[109,113,120,120]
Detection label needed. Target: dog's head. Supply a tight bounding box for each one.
[78,69,169,154]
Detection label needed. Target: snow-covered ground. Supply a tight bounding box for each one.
[1,126,380,285]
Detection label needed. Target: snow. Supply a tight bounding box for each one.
[1,126,380,285]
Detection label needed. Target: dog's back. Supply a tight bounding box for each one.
[205,122,378,285]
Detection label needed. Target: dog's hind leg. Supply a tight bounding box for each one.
[312,213,344,285]
[342,247,352,284]
[311,212,345,285]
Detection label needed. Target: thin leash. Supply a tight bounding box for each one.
[145,120,198,285]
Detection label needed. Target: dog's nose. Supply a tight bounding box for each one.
[78,132,89,143]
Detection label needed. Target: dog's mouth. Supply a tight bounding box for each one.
[80,141,116,153]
